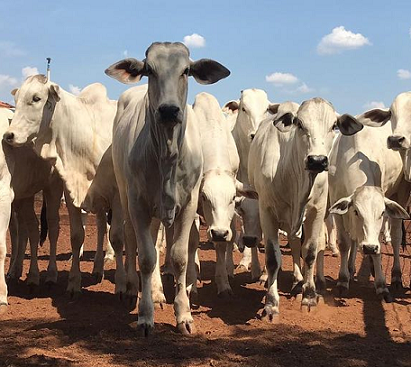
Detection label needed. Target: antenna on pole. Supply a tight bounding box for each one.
[46,57,51,80]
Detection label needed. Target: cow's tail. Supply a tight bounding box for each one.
[40,198,48,246]
[402,220,407,251]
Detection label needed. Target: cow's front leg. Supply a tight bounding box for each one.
[128,197,155,336]
[171,201,198,335]
[150,218,166,306]
[65,192,85,297]
[215,242,232,297]
[371,254,392,302]
[0,194,11,313]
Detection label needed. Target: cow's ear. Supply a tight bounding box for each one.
[190,59,230,85]
[11,88,18,96]
[223,100,239,113]
[235,180,258,199]
[356,108,391,127]
[273,112,295,133]
[384,198,410,219]
[49,84,61,102]
[329,196,353,215]
[105,58,145,84]
[337,114,363,136]
[267,103,280,115]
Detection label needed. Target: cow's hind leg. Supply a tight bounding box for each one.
[390,218,403,289]
[0,193,12,313]
[334,215,352,295]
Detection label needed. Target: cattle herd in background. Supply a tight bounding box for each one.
[1,42,411,336]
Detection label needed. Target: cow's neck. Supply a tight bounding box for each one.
[34,90,105,207]
[147,104,187,227]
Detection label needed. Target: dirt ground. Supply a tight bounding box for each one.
[1,201,411,367]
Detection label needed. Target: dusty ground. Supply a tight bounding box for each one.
[1,201,411,367]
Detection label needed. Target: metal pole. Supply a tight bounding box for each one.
[46,57,51,80]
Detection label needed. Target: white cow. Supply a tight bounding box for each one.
[4,75,117,295]
[224,89,277,279]
[328,122,410,300]
[0,107,14,312]
[249,98,363,320]
[105,42,230,335]
[353,92,411,286]
[192,92,256,297]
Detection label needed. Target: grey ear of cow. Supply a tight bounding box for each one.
[329,196,353,215]
[49,85,61,102]
[356,108,391,127]
[224,100,239,112]
[337,114,363,136]
[384,198,410,220]
[190,59,230,85]
[273,112,295,133]
[105,58,145,84]
[267,103,280,115]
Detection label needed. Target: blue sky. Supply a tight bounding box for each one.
[0,0,410,114]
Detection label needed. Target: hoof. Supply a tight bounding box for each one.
[336,283,349,298]
[0,302,8,315]
[177,321,195,335]
[290,281,303,297]
[390,280,403,291]
[68,290,81,301]
[138,323,154,337]
[261,305,279,323]
[92,272,104,284]
[301,295,318,312]
[378,290,393,303]
[217,288,233,299]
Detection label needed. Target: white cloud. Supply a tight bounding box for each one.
[123,50,128,57]
[317,26,371,55]
[295,83,314,94]
[22,66,39,79]
[0,74,18,88]
[69,84,81,96]
[183,33,206,48]
[265,72,299,86]
[363,101,386,110]
[397,69,411,80]
[0,41,25,57]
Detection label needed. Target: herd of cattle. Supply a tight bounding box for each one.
[1,41,411,336]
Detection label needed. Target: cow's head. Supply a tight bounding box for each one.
[200,171,257,242]
[271,98,363,173]
[330,186,409,255]
[354,93,411,180]
[3,75,61,146]
[106,42,230,129]
[224,89,278,142]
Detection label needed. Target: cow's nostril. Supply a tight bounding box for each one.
[3,132,14,143]
[250,134,255,140]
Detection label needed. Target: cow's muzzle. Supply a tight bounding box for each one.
[210,229,229,242]
[306,155,328,173]
[362,244,379,255]
[157,104,182,125]
[387,135,408,150]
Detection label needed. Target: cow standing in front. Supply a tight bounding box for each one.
[248,98,363,320]
[353,92,411,287]
[4,76,117,295]
[105,42,230,335]
[192,92,256,297]
[328,122,410,300]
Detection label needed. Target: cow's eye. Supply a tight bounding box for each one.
[354,209,358,216]
[242,107,246,112]
[33,96,41,102]
[381,210,385,217]
[182,67,189,76]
